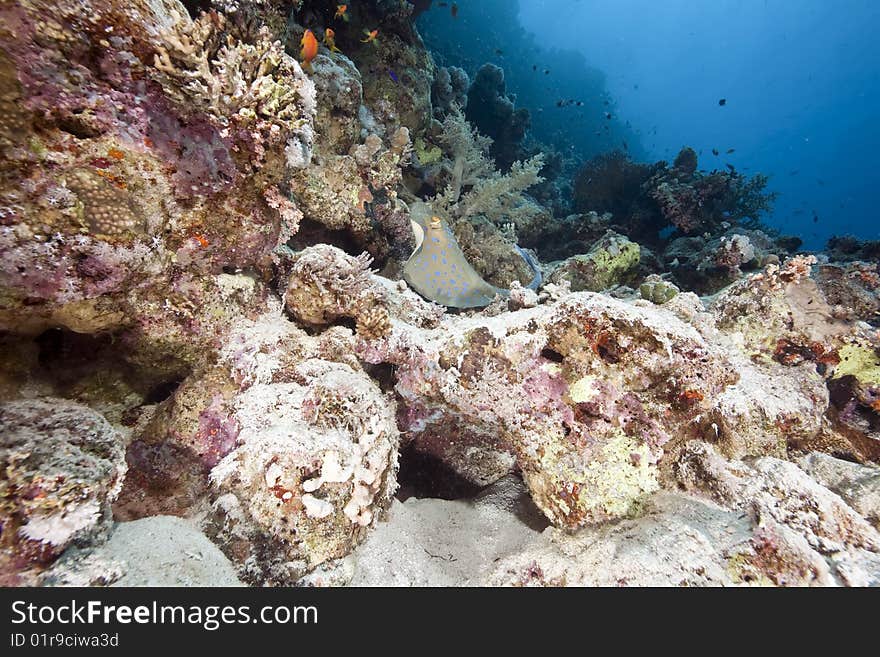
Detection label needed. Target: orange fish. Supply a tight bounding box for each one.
[324,28,340,52]
[335,4,349,21]
[361,29,379,44]
[300,29,318,71]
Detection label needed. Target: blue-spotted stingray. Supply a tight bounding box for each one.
[402,202,542,308]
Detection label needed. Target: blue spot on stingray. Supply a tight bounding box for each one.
[442,259,447,265]
[432,237,440,243]
[450,278,456,284]
[432,254,437,261]
[435,271,441,276]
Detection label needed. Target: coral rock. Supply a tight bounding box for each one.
[359,289,738,529]
[285,245,378,326]
[639,274,680,304]
[207,360,399,585]
[798,453,880,530]
[702,355,829,458]
[0,398,127,584]
[676,441,880,585]
[549,230,640,292]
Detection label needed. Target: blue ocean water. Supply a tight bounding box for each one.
[418,0,880,250]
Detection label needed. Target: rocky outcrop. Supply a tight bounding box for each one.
[0,399,127,585]
[1,1,879,588]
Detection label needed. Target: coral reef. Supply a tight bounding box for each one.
[0,0,879,589]
[0,0,316,345]
[665,228,781,294]
[573,147,777,245]
[465,64,530,171]
[826,235,880,264]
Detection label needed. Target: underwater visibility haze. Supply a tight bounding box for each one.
[424,0,880,249]
[518,0,880,249]
[2,0,880,589]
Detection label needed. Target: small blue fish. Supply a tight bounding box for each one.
[388,69,399,83]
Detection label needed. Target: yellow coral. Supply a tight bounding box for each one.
[356,305,392,341]
[568,375,599,404]
[833,343,880,385]
[580,432,659,518]
[537,428,659,524]
[414,137,442,165]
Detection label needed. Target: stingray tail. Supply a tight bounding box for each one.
[515,246,543,291]
[494,247,543,299]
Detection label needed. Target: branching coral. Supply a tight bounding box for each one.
[649,168,777,235]
[152,9,316,168]
[573,150,656,219]
[432,111,495,206]
[5,0,879,591]
[430,112,544,226]
[750,254,817,291]
[650,179,702,233]
[456,156,546,224]
[413,110,545,288]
